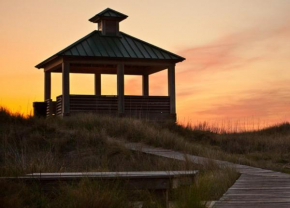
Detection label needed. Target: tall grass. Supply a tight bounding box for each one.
[162,120,290,172]
[0,179,133,208]
[0,107,240,208]
[2,107,290,173]
[174,167,238,208]
[180,118,282,133]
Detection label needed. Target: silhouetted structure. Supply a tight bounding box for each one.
[34,8,185,121]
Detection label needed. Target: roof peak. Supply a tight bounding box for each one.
[89,8,128,23]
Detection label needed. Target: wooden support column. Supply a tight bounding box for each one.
[94,73,101,95]
[168,64,176,116]
[62,62,70,116]
[117,63,125,115]
[44,71,51,101]
[142,74,149,96]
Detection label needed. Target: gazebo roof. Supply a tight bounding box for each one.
[36,8,185,69]
[36,31,185,68]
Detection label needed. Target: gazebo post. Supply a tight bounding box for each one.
[117,63,125,116]
[168,64,176,117]
[94,73,101,95]
[44,71,51,101]
[142,74,149,96]
[62,62,70,116]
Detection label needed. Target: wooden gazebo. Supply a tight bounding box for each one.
[34,8,185,121]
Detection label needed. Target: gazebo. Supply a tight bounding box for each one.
[34,8,185,121]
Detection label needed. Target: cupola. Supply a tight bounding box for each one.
[89,8,128,36]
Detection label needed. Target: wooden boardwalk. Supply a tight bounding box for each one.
[125,142,290,208]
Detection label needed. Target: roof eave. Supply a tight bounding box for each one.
[180,57,186,62]
[89,16,128,23]
[169,57,185,63]
[35,55,59,69]
[174,58,186,64]
[61,55,185,63]
[36,55,184,70]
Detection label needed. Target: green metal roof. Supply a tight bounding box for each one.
[89,8,128,23]
[36,31,185,68]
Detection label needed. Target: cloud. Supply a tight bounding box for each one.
[125,22,290,126]
[194,86,290,122]
[177,23,290,75]
[172,22,290,124]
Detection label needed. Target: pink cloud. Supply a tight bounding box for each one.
[177,23,290,75]
[125,22,290,126]
[194,86,290,121]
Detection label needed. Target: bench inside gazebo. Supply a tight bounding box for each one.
[33,8,185,121]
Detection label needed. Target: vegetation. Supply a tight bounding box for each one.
[34,110,290,172]
[162,121,290,172]
[0,107,239,207]
[3,107,289,175]
[1,106,290,207]
[1,107,290,207]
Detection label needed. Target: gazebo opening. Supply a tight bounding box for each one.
[124,75,142,96]
[102,75,117,95]
[149,70,168,96]
[33,8,185,121]
[71,74,95,95]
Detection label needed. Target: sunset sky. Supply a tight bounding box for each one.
[1,0,290,128]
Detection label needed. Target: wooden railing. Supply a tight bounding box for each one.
[53,95,171,120]
[45,99,56,117]
[124,96,170,119]
[56,96,63,116]
[69,95,118,114]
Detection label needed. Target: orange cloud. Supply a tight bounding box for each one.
[178,22,290,74]
[170,23,290,125]
[195,88,290,119]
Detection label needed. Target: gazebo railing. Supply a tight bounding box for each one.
[46,99,56,116]
[56,96,63,116]
[54,95,170,119]
[124,96,170,119]
[70,95,118,114]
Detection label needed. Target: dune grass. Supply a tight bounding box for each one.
[0,179,133,208]
[0,108,240,208]
[161,121,290,172]
[1,107,289,207]
[36,111,290,172]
